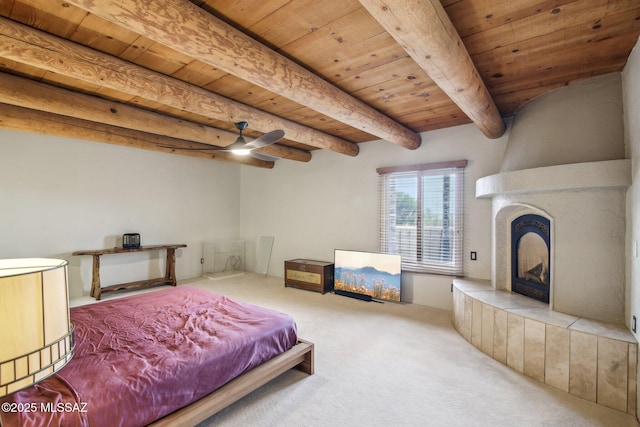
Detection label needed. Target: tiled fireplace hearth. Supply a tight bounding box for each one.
[453,278,637,414]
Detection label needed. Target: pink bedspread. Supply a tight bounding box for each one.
[0,286,297,427]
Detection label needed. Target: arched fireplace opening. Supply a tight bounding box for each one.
[511,214,550,303]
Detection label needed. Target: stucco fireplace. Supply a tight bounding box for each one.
[455,158,634,414]
[453,73,636,415]
[475,73,630,323]
[477,159,629,323]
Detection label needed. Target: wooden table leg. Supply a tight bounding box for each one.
[90,255,102,300]
[166,248,177,286]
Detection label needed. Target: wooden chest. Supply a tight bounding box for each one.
[284,259,334,294]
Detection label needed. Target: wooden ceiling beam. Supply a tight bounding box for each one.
[0,71,311,162]
[358,0,505,139]
[0,17,353,158]
[0,103,274,169]
[256,143,311,163]
[0,71,231,145]
[63,0,421,150]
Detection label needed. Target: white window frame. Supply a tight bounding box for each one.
[377,160,466,275]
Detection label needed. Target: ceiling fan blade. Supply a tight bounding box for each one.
[244,129,285,149]
[250,151,280,162]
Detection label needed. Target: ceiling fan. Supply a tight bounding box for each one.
[224,121,284,161]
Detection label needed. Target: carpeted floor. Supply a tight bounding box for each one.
[181,273,640,427]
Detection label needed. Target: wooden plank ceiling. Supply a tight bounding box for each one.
[0,0,638,168]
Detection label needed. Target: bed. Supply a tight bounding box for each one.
[0,285,314,427]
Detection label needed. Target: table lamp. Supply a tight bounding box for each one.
[0,258,75,397]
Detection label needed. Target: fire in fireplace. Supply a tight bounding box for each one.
[511,214,550,303]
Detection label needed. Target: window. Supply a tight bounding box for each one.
[377,160,466,275]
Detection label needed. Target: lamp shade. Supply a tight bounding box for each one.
[0,258,75,397]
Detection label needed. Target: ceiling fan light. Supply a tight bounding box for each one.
[227,135,251,155]
[231,148,252,156]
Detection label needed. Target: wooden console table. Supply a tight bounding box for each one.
[72,244,187,300]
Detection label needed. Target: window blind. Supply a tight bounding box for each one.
[378,160,466,275]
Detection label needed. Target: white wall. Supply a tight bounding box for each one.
[0,115,509,311]
[501,73,624,172]
[623,37,640,336]
[622,35,640,421]
[240,122,509,310]
[0,130,242,298]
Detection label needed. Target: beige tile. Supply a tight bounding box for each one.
[523,318,545,382]
[452,288,461,332]
[456,287,466,332]
[463,294,473,342]
[510,307,578,329]
[481,304,495,357]
[472,299,483,349]
[507,313,525,373]
[597,337,628,412]
[472,290,546,310]
[494,308,507,364]
[569,331,598,402]
[628,344,637,415]
[545,324,570,392]
[453,278,491,292]
[570,318,636,343]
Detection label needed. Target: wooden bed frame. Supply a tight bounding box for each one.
[150,339,314,426]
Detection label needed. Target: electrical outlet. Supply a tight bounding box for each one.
[470,251,477,261]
